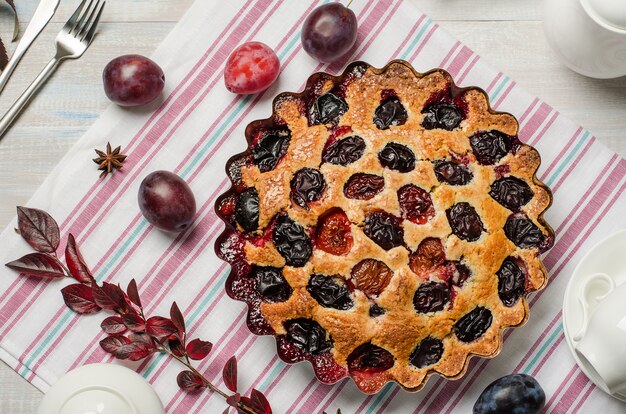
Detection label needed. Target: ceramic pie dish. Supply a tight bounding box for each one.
[215,60,555,394]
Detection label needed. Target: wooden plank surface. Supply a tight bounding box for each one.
[0,0,625,412]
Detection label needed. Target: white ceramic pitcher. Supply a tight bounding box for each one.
[544,0,626,79]
[573,273,626,396]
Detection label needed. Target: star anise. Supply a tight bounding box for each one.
[93,142,127,178]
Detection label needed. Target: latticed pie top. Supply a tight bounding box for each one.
[216,60,554,394]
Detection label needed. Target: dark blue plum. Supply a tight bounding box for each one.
[473,374,545,414]
[301,3,358,63]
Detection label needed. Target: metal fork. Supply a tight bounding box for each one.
[0,0,106,139]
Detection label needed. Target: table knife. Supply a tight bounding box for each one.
[0,0,60,95]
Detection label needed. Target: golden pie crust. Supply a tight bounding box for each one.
[216,60,554,394]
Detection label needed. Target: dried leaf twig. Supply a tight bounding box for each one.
[6,206,272,414]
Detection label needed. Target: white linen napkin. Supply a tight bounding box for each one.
[0,0,624,413]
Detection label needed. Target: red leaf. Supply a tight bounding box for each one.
[117,342,154,361]
[186,338,212,360]
[100,335,130,356]
[146,316,177,340]
[100,316,126,334]
[100,335,153,361]
[6,253,65,278]
[16,207,60,253]
[226,393,241,407]
[126,279,142,308]
[238,397,253,414]
[170,302,185,335]
[92,282,126,311]
[122,312,145,332]
[169,337,185,357]
[65,234,93,284]
[61,283,101,314]
[129,332,153,347]
[176,370,205,392]
[250,389,272,414]
[223,356,238,392]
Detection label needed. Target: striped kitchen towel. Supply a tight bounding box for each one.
[0,0,624,413]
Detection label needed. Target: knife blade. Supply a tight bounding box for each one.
[0,0,60,95]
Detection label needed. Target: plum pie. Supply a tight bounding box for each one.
[215,60,554,393]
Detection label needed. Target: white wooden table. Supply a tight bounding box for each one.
[0,0,624,412]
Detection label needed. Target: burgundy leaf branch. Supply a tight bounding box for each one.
[5,207,271,414]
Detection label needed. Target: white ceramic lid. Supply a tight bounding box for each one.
[38,363,165,414]
[583,0,626,30]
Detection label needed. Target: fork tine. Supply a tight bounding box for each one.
[82,1,105,45]
[73,0,97,34]
[78,0,101,39]
[63,0,88,32]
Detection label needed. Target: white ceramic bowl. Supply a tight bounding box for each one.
[544,0,626,79]
[37,363,165,414]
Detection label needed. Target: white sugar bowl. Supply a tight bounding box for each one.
[544,0,626,79]
[37,363,165,414]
